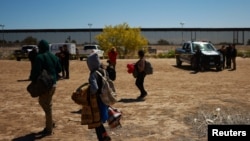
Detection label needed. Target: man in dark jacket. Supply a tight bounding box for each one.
[225,45,232,69]
[194,46,202,72]
[30,40,62,136]
[230,44,237,71]
[62,44,70,79]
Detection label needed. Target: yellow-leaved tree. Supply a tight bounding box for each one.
[95,23,148,58]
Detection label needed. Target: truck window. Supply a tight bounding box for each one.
[182,43,187,49]
[186,44,191,51]
[193,45,200,52]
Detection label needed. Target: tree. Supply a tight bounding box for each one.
[22,36,37,45]
[158,39,170,45]
[95,23,148,57]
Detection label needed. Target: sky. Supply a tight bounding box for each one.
[1,0,250,29]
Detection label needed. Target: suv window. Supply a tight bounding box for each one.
[84,45,97,50]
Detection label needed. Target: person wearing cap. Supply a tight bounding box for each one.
[30,39,62,136]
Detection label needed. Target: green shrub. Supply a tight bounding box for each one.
[238,50,250,58]
[157,50,175,58]
[166,50,175,58]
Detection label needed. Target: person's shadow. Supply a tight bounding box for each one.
[17,79,30,82]
[12,131,49,141]
[118,98,145,103]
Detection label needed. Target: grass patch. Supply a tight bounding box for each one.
[185,105,250,138]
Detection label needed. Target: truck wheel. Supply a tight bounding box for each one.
[216,65,222,71]
[176,56,182,67]
[16,57,21,61]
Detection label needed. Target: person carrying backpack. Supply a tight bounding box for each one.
[30,40,62,136]
[134,50,148,100]
[86,53,111,141]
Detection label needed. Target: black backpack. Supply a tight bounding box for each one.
[106,66,116,81]
[144,60,153,75]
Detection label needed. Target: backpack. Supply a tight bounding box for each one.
[96,69,117,106]
[27,69,53,98]
[145,60,153,75]
[106,66,116,81]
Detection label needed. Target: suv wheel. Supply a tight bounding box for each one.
[176,56,182,66]
[191,58,196,70]
[216,65,222,71]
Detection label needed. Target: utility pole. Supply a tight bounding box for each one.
[0,24,4,47]
[180,22,185,43]
[88,23,92,44]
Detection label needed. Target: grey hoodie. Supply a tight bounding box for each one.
[87,53,101,95]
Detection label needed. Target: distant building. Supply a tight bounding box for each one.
[2,28,250,45]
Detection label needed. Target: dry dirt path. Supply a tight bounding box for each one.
[0,58,250,141]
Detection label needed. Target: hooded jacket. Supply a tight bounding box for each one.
[87,53,108,122]
[30,40,62,85]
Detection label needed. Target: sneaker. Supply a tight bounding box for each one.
[137,93,147,100]
[38,128,53,136]
[103,136,111,141]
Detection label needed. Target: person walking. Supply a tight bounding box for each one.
[135,50,147,99]
[108,47,118,69]
[62,44,70,79]
[86,53,111,141]
[30,40,62,136]
[230,44,237,71]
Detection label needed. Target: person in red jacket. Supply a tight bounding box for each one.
[108,47,118,69]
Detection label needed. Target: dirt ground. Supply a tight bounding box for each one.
[0,57,250,141]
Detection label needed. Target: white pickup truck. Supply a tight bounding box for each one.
[13,45,38,61]
[78,44,104,60]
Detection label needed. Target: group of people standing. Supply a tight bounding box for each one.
[28,41,149,141]
[194,43,237,73]
[218,44,237,71]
